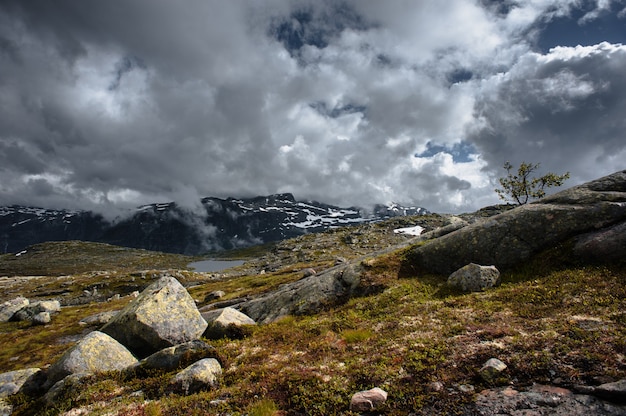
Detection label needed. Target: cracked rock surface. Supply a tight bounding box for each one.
[405,170,626,275]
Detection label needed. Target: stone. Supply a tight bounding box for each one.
[475,384,626,415]
[169,358,222,395]
[201,307,256,339]
[0,296,29,322]
[32,311,51,325]
[350,387,388,412]
[101,275,208,357]
[479,358,508,382]
[129,340,219,375]
[593,379,626,402]
[0,368,41,398]
[44,331,137,389]
[238,263,362,324]
[78,310,120,327]
[405,170,626,274]
[204,290,225,302]
[43,373,89,407]
[11,300,60,322]
[448,263,500,292]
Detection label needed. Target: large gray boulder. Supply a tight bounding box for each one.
[44,331,137,389]
[406,170,626,274]
[201,307,256,339]
[236,263,362,324]
[101,275,208,357]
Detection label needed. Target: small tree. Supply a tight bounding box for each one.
[495,161,570,205]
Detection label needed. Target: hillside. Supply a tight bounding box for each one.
[0,189,625,415]
[0,194,428,256]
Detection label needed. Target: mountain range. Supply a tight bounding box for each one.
[0,193,428,255]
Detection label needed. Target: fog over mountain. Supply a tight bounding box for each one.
[1,0,625,217]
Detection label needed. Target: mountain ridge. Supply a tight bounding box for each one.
[0,193,428,255]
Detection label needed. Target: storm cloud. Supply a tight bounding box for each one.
[0,0,625,216]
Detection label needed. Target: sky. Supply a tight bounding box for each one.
[1,0,625,217]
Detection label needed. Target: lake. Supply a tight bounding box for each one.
[187,259,245,272]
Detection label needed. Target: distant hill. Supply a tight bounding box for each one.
[0,193,428,255]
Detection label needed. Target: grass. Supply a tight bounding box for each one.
[2,215,626,415]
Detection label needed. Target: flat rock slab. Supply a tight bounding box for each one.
[475,384,626,415]
[101,275,207,357]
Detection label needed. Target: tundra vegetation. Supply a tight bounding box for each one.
[0,210,624,415]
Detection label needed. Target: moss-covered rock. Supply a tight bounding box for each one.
[406,170,626,274]
[101,275,208,357]
[44,331,137,389]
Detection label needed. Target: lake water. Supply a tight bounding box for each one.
[187,259,245,272]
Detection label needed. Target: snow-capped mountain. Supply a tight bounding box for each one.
[0,194,428,255]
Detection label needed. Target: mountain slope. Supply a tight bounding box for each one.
[0,194,428,255]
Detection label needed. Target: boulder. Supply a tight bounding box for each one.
[237,263,362,324]
[11,300,60,322]
[201,307,256,339]
[169,358,222,395]
[0,368,42,398]
[78,310,119,327]
[101,275,208,357]
[406,170,626,274]
[44,331,137,389]
[129,340,219,375]
[350,387,388,412]
[448,264,500,292]
[0,297,29,322]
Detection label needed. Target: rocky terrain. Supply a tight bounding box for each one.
[0,171,625,415]
[0,194,427,255]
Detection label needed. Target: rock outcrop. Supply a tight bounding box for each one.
[101,275,208,357]
[44,331,137,389]
[236,263,362,324]
[406,170,626,274]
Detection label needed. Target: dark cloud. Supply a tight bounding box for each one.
[0,0,625,216]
